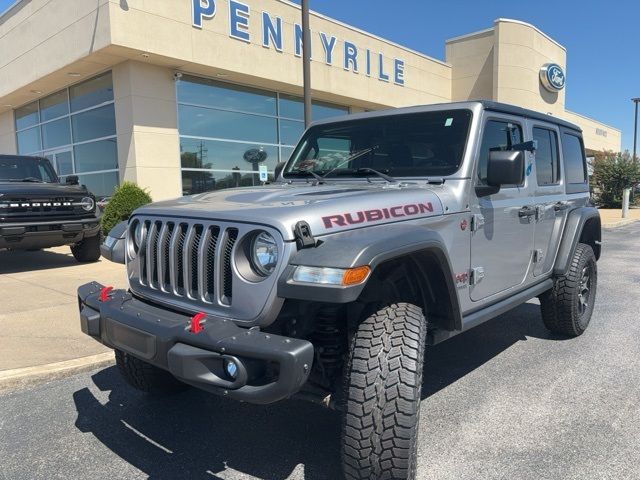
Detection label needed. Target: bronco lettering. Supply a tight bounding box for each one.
[322,202,434,229]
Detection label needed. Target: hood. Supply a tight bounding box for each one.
[135,182,445,241]
[0,182,90,198]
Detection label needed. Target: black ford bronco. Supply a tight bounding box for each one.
[0,155,101,262]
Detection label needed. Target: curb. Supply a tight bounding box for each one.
[0,352,115,394]
[602,218,640,229]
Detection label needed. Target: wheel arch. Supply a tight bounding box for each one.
[278,224,463,331]
[553,207,601,276]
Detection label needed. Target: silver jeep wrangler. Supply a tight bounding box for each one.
[80,101,601,480]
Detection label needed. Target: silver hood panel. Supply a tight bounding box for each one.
[136,183,446,241]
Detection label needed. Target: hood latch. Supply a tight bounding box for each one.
[294,221,317,250]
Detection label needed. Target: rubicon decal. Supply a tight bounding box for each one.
[323,203,434,229]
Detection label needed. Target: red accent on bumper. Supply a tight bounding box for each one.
[189,312,207,334]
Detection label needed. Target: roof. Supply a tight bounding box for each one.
[311,100,582,132]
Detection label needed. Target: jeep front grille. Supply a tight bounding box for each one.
[136,219,237,305]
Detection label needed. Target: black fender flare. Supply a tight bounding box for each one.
[277,224,463,330]
[100,220,128,265]
[553,206,601,276]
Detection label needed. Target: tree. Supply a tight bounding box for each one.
[590,150,640,208]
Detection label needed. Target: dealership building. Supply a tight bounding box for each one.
[0,0,621,200]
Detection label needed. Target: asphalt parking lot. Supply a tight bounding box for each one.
[1,222,639,480]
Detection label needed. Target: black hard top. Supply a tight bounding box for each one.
[478,100,581,132]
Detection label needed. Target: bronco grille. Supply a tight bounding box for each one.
[0,197,89,220]
[135,219,238,306]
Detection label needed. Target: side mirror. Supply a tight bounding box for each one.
[100,221,128,265]
[487,150,525,187]
[274,162,287,180]
[65,175,79,186]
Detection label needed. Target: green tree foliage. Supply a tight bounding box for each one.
[101,182,152,236]
[591,150,640,208]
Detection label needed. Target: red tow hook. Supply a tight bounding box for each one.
[99,286,114,302]
[190,312,207,334]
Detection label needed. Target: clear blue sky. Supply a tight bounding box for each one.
[2,0,638,152]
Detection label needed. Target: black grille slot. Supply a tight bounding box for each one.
[222,229,238,302]
[190,225,204,295]
[140,221,151,284]
[163,223,175,289]
[205,226,220,300]
[176,224,187,291]
[150,222,161,287]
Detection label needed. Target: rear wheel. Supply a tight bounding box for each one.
[115,349,188,394]
[71,234,101,263]
[342,303,427,480]
[539,243,597,337]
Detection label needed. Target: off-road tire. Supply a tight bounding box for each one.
[115,349,188,394]
[539,243,597,337]
[71,234,101,263]
[342,303,427,480]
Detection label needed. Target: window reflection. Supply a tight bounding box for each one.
[177,76,348,195]
[70,72,114,112]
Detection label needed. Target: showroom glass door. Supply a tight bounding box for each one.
[44,149,74,182]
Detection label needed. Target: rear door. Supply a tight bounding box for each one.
[530,123,567,276]
[470,116,535,301]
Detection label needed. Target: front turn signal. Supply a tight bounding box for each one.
[342,266,371,286]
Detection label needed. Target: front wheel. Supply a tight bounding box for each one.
[342,303,427,480]
[539,243,597,337]
[115,349,188,394]
[71,234,101,263]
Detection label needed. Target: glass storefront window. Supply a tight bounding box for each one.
[17,126,42,154]
[76,171,120,199]
[74,138,118,173]
[178,75,277,116]
[178,104,278,144]
[15,102,39,130]
[40,90,69,121]
[71,104,116,143]
[69,72,114,112]
[279,119,305,146]
[177,76,349,196]
[14,72,119,199]
[41,118,71,149]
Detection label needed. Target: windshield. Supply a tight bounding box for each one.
[284,110,472,179]
[0,156,58,183]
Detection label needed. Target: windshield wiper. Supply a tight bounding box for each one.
[288,168,327,185]
[321,145,380,179]
[355,167,397,184]
[9,177,45,183]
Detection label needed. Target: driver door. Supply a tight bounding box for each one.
[470,116,535,302]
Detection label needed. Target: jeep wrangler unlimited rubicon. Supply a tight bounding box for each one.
[0,155,101,262]
[79,101,600,480]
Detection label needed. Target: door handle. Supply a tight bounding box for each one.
[518,206,537,218]
[554,201,570,211]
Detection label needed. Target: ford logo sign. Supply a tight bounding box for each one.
[540,63,566,92]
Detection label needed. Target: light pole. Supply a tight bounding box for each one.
[632,98,640,162]
[301,0,312,128]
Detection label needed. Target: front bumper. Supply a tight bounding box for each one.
[78,282,314,404]
[0,217,100,249]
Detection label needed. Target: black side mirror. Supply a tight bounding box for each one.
[487,150,525,187]
[274,162,287,180]
[65,175,79,186]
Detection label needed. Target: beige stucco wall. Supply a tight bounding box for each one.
[563,111,622,153]
[446,29,495,102]
[112,61,182,200]
[0,110,16,154]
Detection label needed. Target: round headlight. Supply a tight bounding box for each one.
[81,197,95,212]
[251,232,278,276]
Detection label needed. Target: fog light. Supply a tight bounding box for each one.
[224,359,238,380]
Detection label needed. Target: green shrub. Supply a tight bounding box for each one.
[591,151,640,208]
[101,182,152,236]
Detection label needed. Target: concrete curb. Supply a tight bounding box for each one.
[602,218,640,229]
[0,352,115,394]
